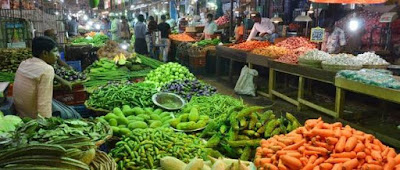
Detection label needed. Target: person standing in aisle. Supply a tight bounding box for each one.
[13,36,80,119]
[147,16,158,34]
[234,16,245,43]
[110,15,120,41]
[247,13,277,42]
[158,15,171,62]
[200,14,218,40]
[134,14,148,55]
[67,16,79,37]
[321,19,347,54]
[166,14,176,28]
[118,16,131,42]
[147,16,158,56]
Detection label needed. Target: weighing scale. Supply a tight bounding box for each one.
[369,12,398,51]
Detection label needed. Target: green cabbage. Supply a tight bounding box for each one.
[0,115,22,133]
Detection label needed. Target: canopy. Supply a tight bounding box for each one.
[309,0,386,4]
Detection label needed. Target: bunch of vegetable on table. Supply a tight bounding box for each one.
[170,107,210,131]
[86,82,157,111]
[169,34,196,42]
[201,105,301,161]
[99,106,173,137]
[194,38,221,47]
[71,34,109,47]
[251,46,290,59]
[145,63,196,87]
[160,156,254,170]
[0,112,22,134]
[230,41,271,52]
[109,128,205,169]
[0,48,32,73]
[254,118,400,170]
[53,63,87,85]
[161,79,217,101]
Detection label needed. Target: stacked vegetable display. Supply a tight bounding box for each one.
[99,106,173,137]
[109,128,205,169]
[251,46,290,59]
[86,82,157,111]
[273,37,316,64]
[201,106,301,161]
[355,52,389,67]
[338,69,400,89]
[161,79,217,101]
[145,63,196,87]
[230,41,271,51]
[71,34,109,47]
[53,63,87,84]
[0,48,32,73]
[169,34,195,42]
[254,118,400,170]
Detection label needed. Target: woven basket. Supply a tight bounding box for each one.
[322,64,362,72]
[84,101,110,117]
[298,58,322,68]
[363,64,389,69]
[89,150,117,170]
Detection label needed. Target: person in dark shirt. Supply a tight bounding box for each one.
[157,15,171,62]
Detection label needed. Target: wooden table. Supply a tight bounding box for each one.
[215,46,248,83]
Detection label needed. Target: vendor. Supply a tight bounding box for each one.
[134,14,148,55]
[200,14,218,40]
[321,19,346,54]
[247,13,277,43]
[13,36,81,119]
[44,29,73,72]
[234,16,244,43]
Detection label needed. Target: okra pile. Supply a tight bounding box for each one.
[109,128,205,169]
[201,106,302,161]
[86,82,157,111]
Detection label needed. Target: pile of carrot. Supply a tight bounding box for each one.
[254,118,400,170]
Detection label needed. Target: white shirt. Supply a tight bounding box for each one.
[203,21,218,39]
[247,18,275,41]
[13,57,54,118]
[321,27,346,54]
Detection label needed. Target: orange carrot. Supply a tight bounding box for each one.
[344,137,358,152]
[334,128,341,137]
[277,159,287,170]
[319,163,333,170]
[311,129,334,138]
[396,165,400,170]
[342,158,358,170]
[263,163,278,170]
[332,122,342,128]
[354,142,365,152]
[357,152,366,159]
[325,158,351,164]
[331,151,357,159]
[371,150,383,162]
[305,146,329,154]
[373,139,386,151]
[260,158,272,164]
[322,123,333,129]
[384,157,396,170]
[372,144,382,151]
[354,130,364,135]
[286,152,302,158]
[387,148,396,158]
[303,150,325,156]
[335,136,347,153]
[382,147,390,158]
[332,163,343,170]
[312,166,320,170]
[298,146,306,153]
[277,138,294,146]
[366,155,380,165]
[300,157,308,166]
[312,157,326,166]
[326,137,339,145]
[365,148,372,155]
[282,139,305,150]
[341,130,352,138]
[394,154,400,164]
[354,135,366,141]
[263,148,275,155]
[280,155,302,169]
[303,164,315,170]
[314,141,329,148]
[362,164,383,170]
[358,159,366,169]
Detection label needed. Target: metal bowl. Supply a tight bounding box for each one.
[152,92,186,111]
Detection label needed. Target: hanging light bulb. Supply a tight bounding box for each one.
[348,13,360,31]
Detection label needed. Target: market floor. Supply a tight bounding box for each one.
[198,75,400,150]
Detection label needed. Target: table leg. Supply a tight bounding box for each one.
[229,59,234,83]
[297,76,305,111]
[335,87,345,118]
[269,68,276,100]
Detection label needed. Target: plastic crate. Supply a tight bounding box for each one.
[66,61,82,72]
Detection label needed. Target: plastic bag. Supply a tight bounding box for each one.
[234,66,259,96]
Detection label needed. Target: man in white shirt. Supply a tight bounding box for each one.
[321,19,346,54]
[247,13,277,43]
[13,36,80,119]
[201,14,218,40]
